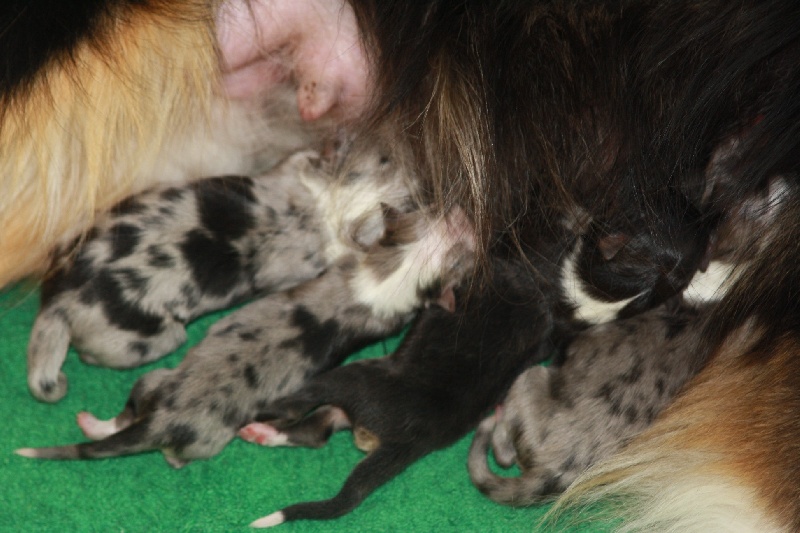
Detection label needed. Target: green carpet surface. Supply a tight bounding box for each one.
[0,286,614,532]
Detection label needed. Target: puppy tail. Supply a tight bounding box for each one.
[26,308,71,403]
[16,419,154,461]
[251,444,423,527]
[468,415,554,507]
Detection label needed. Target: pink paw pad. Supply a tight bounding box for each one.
[76,411,117,440]
[239,423,285,446]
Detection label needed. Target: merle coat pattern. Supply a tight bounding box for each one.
[16,205,476,466]
[27,144,415,403]
[468,302,711,505]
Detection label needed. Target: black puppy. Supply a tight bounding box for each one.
[246,257,557,527]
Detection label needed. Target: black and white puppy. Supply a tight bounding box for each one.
[16,205,475,467]
[26,144,414,403]
[245,256,552,527]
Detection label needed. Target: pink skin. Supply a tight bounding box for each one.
[76,411,120,441]
[239,422,284,446]
[217,0,371,122]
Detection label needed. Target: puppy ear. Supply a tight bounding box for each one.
[597,233,631,260]
[434,285,457,313]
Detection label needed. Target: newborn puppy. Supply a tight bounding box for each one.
[562,197,712,324]
[236,206,709,526]
[16,205,475,467]
[27,143,414,403]
[468,302,711,505]
[242,256,567,527]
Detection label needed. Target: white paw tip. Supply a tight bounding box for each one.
[14,448,37,458]
[250,511,285,528]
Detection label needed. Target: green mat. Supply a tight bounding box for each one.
[0,286,613,532]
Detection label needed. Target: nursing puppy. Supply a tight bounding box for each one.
[468,302,711,505]
[244,256,554,527]
[468,174,779,507]
[7,1,800,531]
[16,205,475,466]
[26,143,415,403]
[235,213,706,527]
[344,3,800,531]
[563,198,712,325]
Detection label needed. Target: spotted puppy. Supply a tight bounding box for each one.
[27,143,415,403]
[16,205,475,466]
[467,302,711,505]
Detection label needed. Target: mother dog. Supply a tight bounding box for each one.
[2,1,799,531]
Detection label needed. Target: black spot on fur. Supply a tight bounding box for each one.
[41,254,95,305]
[540,476,563,496]
[107,223,141,261]
[244,364,259,389]
[180,284,199,309]
[625,406,639,424]
[89,270,164,336]
[163,395,176,411]
[238,328,262,342]
[39,380,56,395]
[114,268,148,294]
[655,377,666,396]
[215,322,244,337]
[222,407,243,428]
[192,176,256,241]
[278,306,341,365]
[147,245,175,268]
[596,384,623,416]
[179,230,243,297]
[165,424,198,453]
[129,341,150,359]
[664,312,691,339]
[111,196,148,217]
[160,187,185,203]
[227,353,240,364]
[621,358,643,384]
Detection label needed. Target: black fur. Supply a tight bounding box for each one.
[254,258,562,523]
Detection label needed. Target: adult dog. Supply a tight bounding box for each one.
[3,1,799,531]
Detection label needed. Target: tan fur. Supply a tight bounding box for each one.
[546,319,800,533]
[0,1,218,287]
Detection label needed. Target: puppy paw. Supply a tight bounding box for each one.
[29,372,68,403]
[77,411,119,440]
[238,423,290,447]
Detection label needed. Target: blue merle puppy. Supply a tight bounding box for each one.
[467,302,712,505]
[27,143,416,403]
[16,205,476,466]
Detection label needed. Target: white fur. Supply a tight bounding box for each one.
[352,211,473,318]
[549,448,785,533]
[14,448,37,458]
[560,245,639,324]
[300,167,413,263]
[683,261,738,304]
[251,511,285,528]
